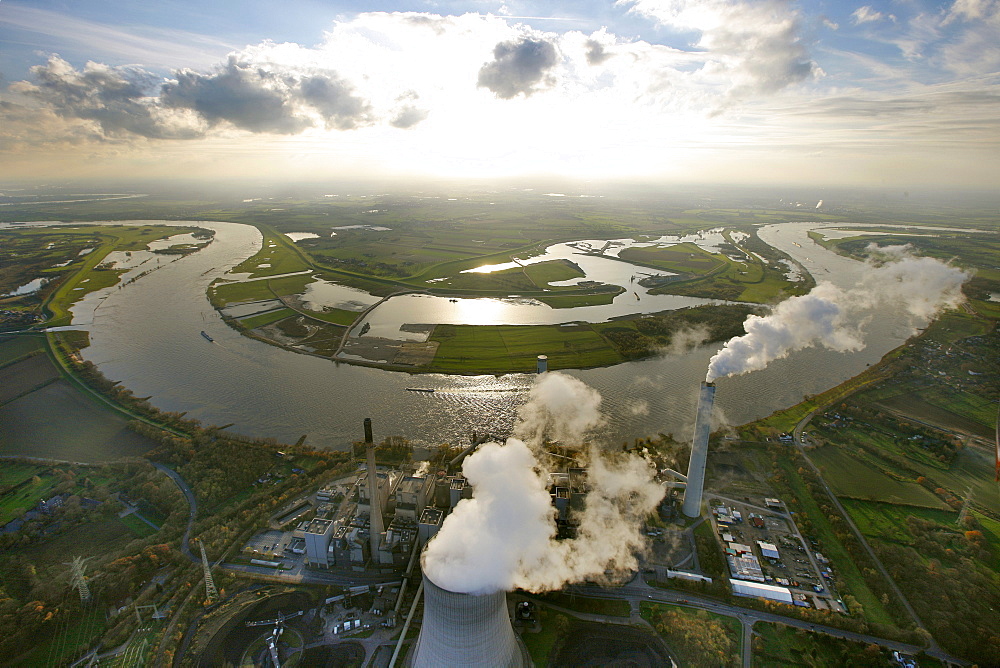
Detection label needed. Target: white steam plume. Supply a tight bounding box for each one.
[514,371,604,446]
[706,245,969,382]
[421,372,664,595]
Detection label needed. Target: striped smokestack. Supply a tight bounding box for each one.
[682,382,715,518]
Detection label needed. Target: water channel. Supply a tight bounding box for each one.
[5,219,935,450]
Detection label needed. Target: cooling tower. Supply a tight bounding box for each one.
[682,381,715,518]
[364,418,384,559]
[410,574,528,668]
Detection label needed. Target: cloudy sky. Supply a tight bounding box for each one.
[1,0,998,188]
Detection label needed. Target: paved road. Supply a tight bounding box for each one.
[790,440,937,651]
[565,578,967,665]
[151,463,198,562]
[791,408,937,651]
[222,561,399,586]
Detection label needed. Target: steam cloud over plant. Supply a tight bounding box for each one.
[706,245,970,382]
[421,373,664,595]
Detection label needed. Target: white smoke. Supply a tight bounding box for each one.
[421,372,664,595]
[706,246,969,381]
[514,372,604,446]
[630,399,650,416]
[662,325,711,356]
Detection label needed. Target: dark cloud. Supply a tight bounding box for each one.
[477,37,558,99]
[161,57,310,134]
[8,53,376,141]
[390,105,429,128]
[10,55,200,139]
[298,75,372,130]
[161,60,372,134]
[585,40,611,66]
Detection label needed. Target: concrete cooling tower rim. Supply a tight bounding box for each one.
[407,573,530,668]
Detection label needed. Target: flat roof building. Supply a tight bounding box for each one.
[727,554,765,582]
[419,507,444,547]
[304,518,336,568]
[731,579,793,604]
[395,475,434,521]
[757,541,780,560]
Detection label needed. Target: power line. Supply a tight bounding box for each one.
[198,541,218,603]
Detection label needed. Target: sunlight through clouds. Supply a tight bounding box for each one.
[0,2,998,187]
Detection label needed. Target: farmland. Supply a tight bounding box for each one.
[748,285,1000,663]
[428,323,622,374]
[0,336,157,463]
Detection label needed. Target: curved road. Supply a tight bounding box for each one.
[151,463,198,563]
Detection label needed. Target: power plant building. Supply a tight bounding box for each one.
[375,517,418,567]
[303,518,336,568]
[418,507,444,546]
[395,475,434,521]
[448,477,472,508]
[410,574,529,668]
[358,470,397,516]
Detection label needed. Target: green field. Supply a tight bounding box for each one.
[0,462,49,486]
[809,445,949,508]
[211,279,280,305]
[0,336,45,365]
[522,259,585,286]
[0,466,60,525]
[428,323,622,373]
[298,306,359,326]
[619,242,726,274]
[15,602,109,667]
[533,593,630,617]
[0,353,60,404]
[876,392,993,438]
[230,226,310,278]
[0,380,157,462]
[118,513,159,537]
[921,311,991,344]
[211,272,316,307]
[238,308,296,329]
[534,291,621,308]
[840,499,957,544]
[522,607,573,667]
[639,231,811,303]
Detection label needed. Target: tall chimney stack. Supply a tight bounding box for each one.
[364,418,384,562]
[682,382,715,518]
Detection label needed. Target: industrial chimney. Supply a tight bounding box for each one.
[682,382,715,518]
[364,418,384,561]
[410,573,528,667]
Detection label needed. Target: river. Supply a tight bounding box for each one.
[6,219,931,450]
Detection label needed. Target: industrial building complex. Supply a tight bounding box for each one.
[216,381,857,668]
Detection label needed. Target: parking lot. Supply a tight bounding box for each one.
[708,495,844,612]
